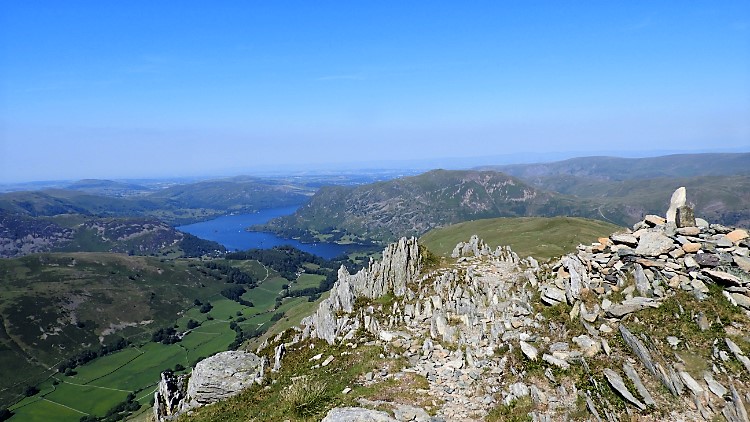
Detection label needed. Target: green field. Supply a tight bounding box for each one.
[420,216,622,261]
[291,273,325,291]
[3,253,335,420]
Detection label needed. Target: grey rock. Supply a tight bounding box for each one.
[154,371,188,421]
[542,353,569,370]
[605,297,660,318]
[634,232,674,257]
[678,371,704,396]
[572,335,601,357]
[451,235,491,258]
[393,404,431,422]
[623,362,655,406]
[272,343,285,372]
[619,325,682,396]
[321,407,398,422]
[633,264,652,297]
[723,382,750,422]
[731,293,750,310]
[611,233,638,247]
[604,368,646,410]
[541,286,566,305]
[703,372,728,398]
[666,187,687,225]
[676,205,696,228]
[695,253,720,268]
[704,269,742,286]
[666,336,680,348]
[303,237,422,344]
[735,255,750,272]
[520,340,538,361]
[726,338,750,375]
[186,351,265,406]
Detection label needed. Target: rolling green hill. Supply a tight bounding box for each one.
[0,211,225,258]
[0,248,348,420]
[420,216,622,260]
[256,169,620,244]
[0,176,313,226]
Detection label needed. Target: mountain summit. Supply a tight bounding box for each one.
[156,187,750,421]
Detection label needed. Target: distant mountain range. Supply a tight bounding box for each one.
[476,152,750,227]
[475,152,750,181]
[259,153,750,243]
[2,153,748,255]
[256,169,609,243]
[0,176,313,225]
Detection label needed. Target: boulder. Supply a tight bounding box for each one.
[187,351,265,405]
[154,351,265,421]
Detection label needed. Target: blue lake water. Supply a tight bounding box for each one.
[176,206,351,259]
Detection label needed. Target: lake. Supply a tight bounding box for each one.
[176,206,352,259]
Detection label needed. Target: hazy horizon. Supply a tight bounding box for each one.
[2,2,748,183]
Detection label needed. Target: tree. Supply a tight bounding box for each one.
[0,408,13,422]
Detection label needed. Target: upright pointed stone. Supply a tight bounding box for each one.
[666,187,686,225]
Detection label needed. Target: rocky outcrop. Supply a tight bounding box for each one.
[451,234,491,258]
[172,188,748,422]
[285,187,749,421]
[301,237,422,344]
[153,350,266,421]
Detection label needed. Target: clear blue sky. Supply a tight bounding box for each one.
[1,1,748,182]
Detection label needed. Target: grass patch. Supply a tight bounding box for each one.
[420,216,621,260]
[486,396,534,422]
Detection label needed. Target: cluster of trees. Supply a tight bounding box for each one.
[227,319,265,350]
[57,337,130,374]
[152,327,181,345]
[179,233,226,257]
[220,285,254,307]
[226,246,335,280]
[281,270,338,303]
[203,261,258,285]
[0,408,12,421]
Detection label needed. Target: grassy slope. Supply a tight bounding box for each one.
[420,216,622,260]
[2,252,337,420]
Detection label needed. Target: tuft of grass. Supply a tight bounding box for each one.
[282,377,331,417]
[486,396,534,422]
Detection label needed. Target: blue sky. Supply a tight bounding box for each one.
[1,1,748,182]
